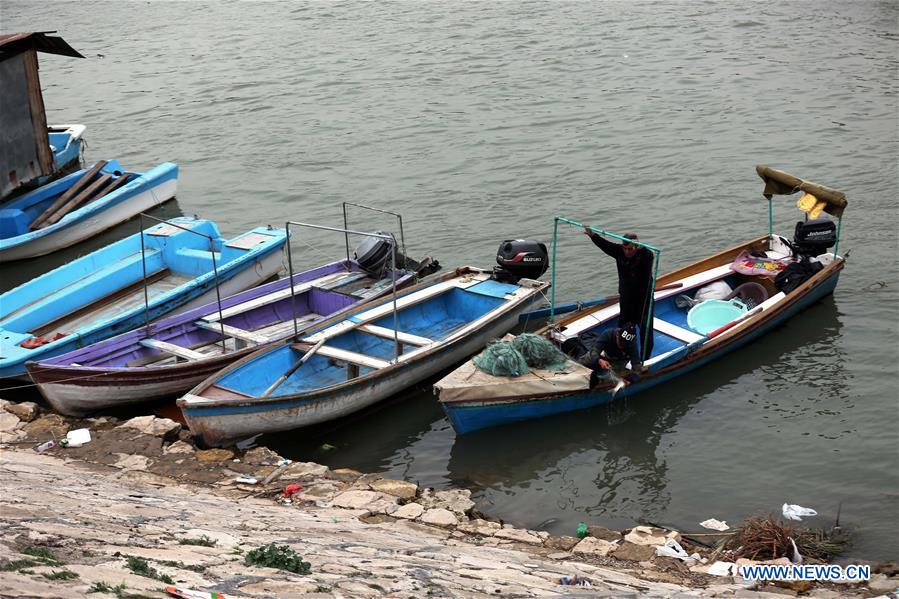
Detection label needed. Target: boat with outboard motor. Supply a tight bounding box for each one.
[178,233,550,446]
[436,166,848,434]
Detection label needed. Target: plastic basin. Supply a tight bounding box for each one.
[687,299,747,335]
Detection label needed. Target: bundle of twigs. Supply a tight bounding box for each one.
[722,516,845,561]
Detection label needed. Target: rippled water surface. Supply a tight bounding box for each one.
[4,1,897,560]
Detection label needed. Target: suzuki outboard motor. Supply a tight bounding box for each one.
[493,239,549,283]
[354,231,441,278]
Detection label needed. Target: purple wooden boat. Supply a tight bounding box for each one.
[27,260,416,416]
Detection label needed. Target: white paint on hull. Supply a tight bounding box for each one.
[40,373,210,416]
[0,179,178,262]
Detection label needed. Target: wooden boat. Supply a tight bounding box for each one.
[0,216,287,380]
[45,124,86,182]
[0,159,177,262]
[178,267,549,446]
[436,166,848,434]
[27,260,418,415]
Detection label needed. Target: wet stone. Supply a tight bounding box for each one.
[370,478,418,499]
[3,401,39,422]
[420,508,459,528]
[544,535,580,551]
[613,541,657,562]
[195,448,236,462]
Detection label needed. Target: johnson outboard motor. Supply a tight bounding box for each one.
[354,231,441,278]
[793,218,836,258]
[493,239,549,283]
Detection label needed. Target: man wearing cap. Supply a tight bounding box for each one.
[576,325,642,388]
[584,227,655,360]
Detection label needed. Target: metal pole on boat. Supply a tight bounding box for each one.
[208,237,227,352]
[550,217,559,323]
[342,202,408,265]
[139,214,151,334]
[768,198,774,250]
[285,221,396,341]
[391,240,399,361]
[834,217,842,258]
[342,203,350,264]
[286,222,299,338]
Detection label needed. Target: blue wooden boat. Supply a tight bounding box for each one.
[0,216,287,380]
[0,159,178,262]
[178,267,549,446]
[436,166,848,434]
[27,259,418,415]
[45,124,86,182]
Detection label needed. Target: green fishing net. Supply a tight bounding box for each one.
[512,333,569,371]
[473,334,570,376]
[472,341,529,377]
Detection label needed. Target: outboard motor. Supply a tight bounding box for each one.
[493,239,549,283]
[354,231,441,278]
[793,219,836,257]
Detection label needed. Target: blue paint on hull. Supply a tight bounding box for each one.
[0,217,287,379]
[444,272,841,434]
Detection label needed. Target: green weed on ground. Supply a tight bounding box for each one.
[244,544,311,574]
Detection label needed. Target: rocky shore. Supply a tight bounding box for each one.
[1,402,895,598]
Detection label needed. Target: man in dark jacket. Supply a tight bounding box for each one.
[584,227,655,360]
[576,325,642,388]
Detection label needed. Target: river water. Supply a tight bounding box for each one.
[4,1,897,560]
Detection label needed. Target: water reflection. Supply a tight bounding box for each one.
[447,297,845,533]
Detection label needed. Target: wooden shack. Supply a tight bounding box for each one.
[0,32,83,200]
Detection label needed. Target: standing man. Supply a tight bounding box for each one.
[583,227,655,360]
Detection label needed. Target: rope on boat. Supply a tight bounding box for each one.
[1,370,118,391]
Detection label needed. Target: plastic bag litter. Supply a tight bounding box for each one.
[656,538,690,560]
[700,518,730,531]
[707,561,738,576]
[782,503,817,521]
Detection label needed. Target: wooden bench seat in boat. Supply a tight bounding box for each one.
[291,342,390,370]
[194,321,269,346]
[358,324,433,347]
[140,339,205,361]
[653,318,705,344]
[201,271,354,322]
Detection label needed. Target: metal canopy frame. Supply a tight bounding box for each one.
[341,202,406,265]
[550,216,661,363]
[138,213,227,350]
[284,221,402,360]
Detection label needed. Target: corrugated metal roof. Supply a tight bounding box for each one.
[0,31,84,60]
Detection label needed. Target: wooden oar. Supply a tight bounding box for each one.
[41,173,112,227]
[260,338,325,398]
[519,282,684,322]
[30,160,108,230]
